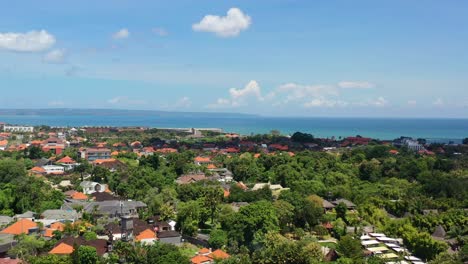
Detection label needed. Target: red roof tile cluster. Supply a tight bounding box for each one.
[1,219,38,235]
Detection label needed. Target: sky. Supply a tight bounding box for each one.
[0,0,467,117]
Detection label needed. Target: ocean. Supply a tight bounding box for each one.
[0,115,466,142]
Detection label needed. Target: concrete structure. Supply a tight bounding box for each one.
[3,126,34,133]
[80,181,108,195]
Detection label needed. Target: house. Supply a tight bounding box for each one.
[30,166,46,176]
[251,183,289,197]
[43,222,66,238]
[191,248,230,264]
[0,219,38,235]
[49,237,108,256]
[176,173,207,184]
[80,148,111,161]
[0,140,8,151]
[322,200,335,211]
[80,181,109,195]
[91,192,117,202]
[56,156,78,170]
[92,158,126,171]
[332,199,356,210]
[135,228,157,245]
[62,200,147,218]
[40,209,80,225]
[105,217,153,241]
[14,211,35,221]
[158,230,182,245]
[70,191,89,200]
[43,165,65,175]
[0,216,13,227]
[194,156,211,165]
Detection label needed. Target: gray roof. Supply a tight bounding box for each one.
[332,199,356,208]
[0,216,13,226]
[80,181,97,188]
[41,209,79,221]
[432,225,446,238]
[15,211,35,219]
[323,200,335,209]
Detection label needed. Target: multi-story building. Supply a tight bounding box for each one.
[80,148,111,161]
[3,126,34,133]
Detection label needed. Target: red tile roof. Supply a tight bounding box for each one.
[71,192,88,200]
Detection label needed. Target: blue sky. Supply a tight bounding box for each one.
[1,0,467,117]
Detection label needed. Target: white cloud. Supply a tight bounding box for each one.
[433,98,444,106]
[43,49,66,64]
[175,96,191,108]
[407,100,417,106]
[338,81,375,89]
[192,7,251,37]
[0,30,56,52]
[229,80,263,101]
[107,96,146,105]
[152,27,168,36]
[303,98,348,108]
[112,28,130,39]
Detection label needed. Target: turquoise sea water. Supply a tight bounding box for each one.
[0,115,467,142]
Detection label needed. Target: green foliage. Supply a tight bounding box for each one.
[336,235,362,260]
[8,234,46,260]
[209,229,228,249]
[74,245,98,264]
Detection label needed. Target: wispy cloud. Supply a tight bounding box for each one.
[107,96,146,105]
[338,81,375,89]
[152,27,168,36]
[193,8,251,37]
[43,49,66,64]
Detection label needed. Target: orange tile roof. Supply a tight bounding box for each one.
[223,189,230,198]
[93,158,116,164]
[198,248,211,254]
[136,229,156,241]
[31,166,46,173]
[49,242,74,255]
[209,249,230,259]
[194,156,211,163]
[1,219,38,235]
[207,164,217,169]
[50,222,65,231]
[191,255,213,264]
[111,151,119,156]
[0,140,8,146]
[57,156,76,164]
[44,228,55,238]
[71,192,88,200]
[254,153,261,158]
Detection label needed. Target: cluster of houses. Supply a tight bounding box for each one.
[360,232,426,264]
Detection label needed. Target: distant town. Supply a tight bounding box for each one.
[0,122,466,264]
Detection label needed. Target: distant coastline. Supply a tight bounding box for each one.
[0,109,466,142]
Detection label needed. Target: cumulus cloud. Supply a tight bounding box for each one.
[152,27,168,36]
[112,28,130,39]
[43,49,66,64]
[0,30,56,52]
[207,80,263,108]
[192,7,251,37]
[229,80,263,101]
[338,81,375,89]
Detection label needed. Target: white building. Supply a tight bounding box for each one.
[80,181,108,195]
[43,165,65,175]
[3,126,34,133]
